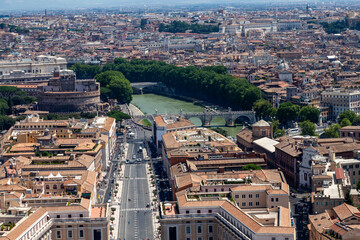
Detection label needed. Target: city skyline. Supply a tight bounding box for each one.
[0,0,347,11]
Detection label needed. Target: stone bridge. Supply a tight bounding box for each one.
[132,109,256,127]
[130,82,161,89]
[130,82,167,94]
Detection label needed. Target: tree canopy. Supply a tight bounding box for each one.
[73,58,261,110]
[299,106,320,123]
[324,124,341,138]
[107,110,131,122]
[340,118,352,127]
[159,21,219,34]
[254,99,276,120]
[276,102,300,125]
[338,110,357,124]
[70,63,101,79]
[94,71,132,104]
[300,121,317,136]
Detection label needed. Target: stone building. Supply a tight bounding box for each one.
[0,55,67,84]
[37,70,100,112]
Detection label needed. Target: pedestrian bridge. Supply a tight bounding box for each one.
[132,109,256,127]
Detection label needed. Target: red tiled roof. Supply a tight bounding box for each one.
[335,168,345,180]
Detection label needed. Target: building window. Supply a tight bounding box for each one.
[208,225,213,233]
[249,194,252,198]
[242,194,246,198]
[272,238,276,240]
[186,210,189,214]
[80,214,83,218]
[256,202,260,206]
[235,195,239,199]
[56,215,60,218]
[276,198,279,202]
[79,230,84,238]
[197,225,202,233]
[271,198,274,202]
[68,214,72,218]
[53,184,57,189]
[68,230,73,238]
[197,210,201,214]
[56,231,61,238]
[242,202,246,207]
[209,237,213,240]
[249,202,253,206]
[208,210,212,213]
[186,226,191,234]
[255,194,259,198]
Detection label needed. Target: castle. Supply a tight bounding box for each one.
[37,69,100,112]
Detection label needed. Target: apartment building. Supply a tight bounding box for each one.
[340,126,360,140]
[0,199,109,240]
[161,127,240,177]
[162,167,294,240]
[161,184,294,240]
[321,90,360,119]
[153,115,196,147]
[4,114,116,171]
[309,203,360,240]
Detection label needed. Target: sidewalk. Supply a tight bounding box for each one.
[145,162,161,239]
[109,142,128,239]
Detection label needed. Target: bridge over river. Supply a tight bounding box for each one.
[132,109,256,127]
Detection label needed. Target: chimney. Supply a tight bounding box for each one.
[329,150,335,162]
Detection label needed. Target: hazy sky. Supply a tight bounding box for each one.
[0,0,341,11]
[0,0,301,11]
[1,0,220,11]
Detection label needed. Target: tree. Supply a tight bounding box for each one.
[356,179,360,192]
[339,110,356,124]
[276,102,300,125]
[107,110,131,122]
[242,164,261,170]
[0,115,15,130]
[253,99,276,120]
[242,88,261,110]
[272,120,285,138]
[71,63,101,79]
[352,116,360,126]
[300,121,317,136]
[95,71,126,87]
[108,76,133,104]
[0,99,9,115]
[324,124,341,138]
[299,106,320,123]
[340,118,352,127]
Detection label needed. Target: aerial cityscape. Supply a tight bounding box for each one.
[0,1,360,240]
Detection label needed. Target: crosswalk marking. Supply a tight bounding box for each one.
[120,208,150,212]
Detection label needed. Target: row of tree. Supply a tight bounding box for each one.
[254,100,320,124]
[320,17,360,34]
[0,86,37,130]
[324,110,360,138]
[158,21,219,34]
[253,99,321,136]
[0,86,37,115]
[72,58,261,110]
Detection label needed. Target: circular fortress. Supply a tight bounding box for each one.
[37,70,100,112]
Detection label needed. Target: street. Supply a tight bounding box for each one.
[118,126,154,240]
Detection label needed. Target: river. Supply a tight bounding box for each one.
[131,93,243,137]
